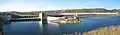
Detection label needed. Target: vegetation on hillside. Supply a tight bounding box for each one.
[56,8,120,13]
[83,25,120,35]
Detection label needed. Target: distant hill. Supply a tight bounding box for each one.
[56,8,120,13]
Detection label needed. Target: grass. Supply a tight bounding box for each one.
[83,25,120,35]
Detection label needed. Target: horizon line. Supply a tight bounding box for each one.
[0,8,120,12]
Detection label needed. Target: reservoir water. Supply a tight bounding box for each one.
[2,16,120,35]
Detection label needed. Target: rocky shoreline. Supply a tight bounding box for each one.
[0,15,10,26]
[0,15,10,35]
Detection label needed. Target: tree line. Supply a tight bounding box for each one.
[56,8,120,13]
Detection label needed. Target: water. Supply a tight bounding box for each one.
[3,21,42,35]
[3,16,120,35]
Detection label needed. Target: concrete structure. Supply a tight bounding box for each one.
[2,12,119,23]
[12,13,39,18]
[10,12,48,24]
[60,13,118,15]
[9,12,119,22]
[47,12,119,17]
[39,12,48,24]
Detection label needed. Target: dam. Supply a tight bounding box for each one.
[0,12,119,35]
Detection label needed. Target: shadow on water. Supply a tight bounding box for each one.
[3,21,42,35]
[58,16,120,34]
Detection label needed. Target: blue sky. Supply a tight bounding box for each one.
[0,0,120,12]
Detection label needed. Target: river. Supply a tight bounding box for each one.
[2,16,120,35]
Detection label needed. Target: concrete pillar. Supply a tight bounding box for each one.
[39,12,48,24]
[8,15,11,20]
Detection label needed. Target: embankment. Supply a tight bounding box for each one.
[0,15,10,27]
